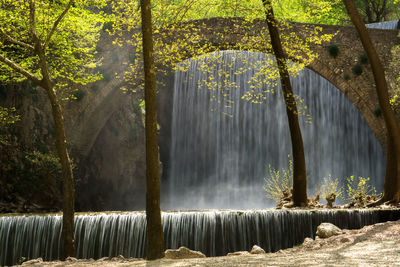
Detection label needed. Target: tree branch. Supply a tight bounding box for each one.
[0,53,43,86]
[28,0,40,45]
[0,29,34,51]
[44,0,74,48]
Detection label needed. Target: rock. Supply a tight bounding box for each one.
[22,258,43,265]
[164,246,206,259]
[227,251,250,256]
[250,245,266,254]
[340,237,351,243]
[65,257,78,262]
[303,237,313,244]
[316,223,343,238]
[111,255,125,261]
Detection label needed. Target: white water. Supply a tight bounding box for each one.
[0,209,391,265]
[164,51,385,210]
[366,20,398,29]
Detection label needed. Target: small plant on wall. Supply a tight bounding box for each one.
[352,64,363,76]
[328,44,339,58]
[359,53,368,64]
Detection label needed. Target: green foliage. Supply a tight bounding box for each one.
[328,44,339,58]
[0,0,109,94]
[110,0,335,104]
[318,175,343,205]
[0,106,20,125]
[263,155,293,204]
[359,53,368,64]
[25,150,62,176]
[374,108,382,117]
[343,73,350,80]
[345,175,377,204]
[352,64,363,76]
[17,257,27,265]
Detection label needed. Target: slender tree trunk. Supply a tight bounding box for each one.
[140,0,165,260]
[37,44,76,257]
[262,0,308,206]
[343,0,400,203]
[46,82,76,258]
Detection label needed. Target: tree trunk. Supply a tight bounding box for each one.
[343,0,400,203]
[35,34,76,257]
[140,0,165,260]
[262,0,308,206]
[45,82,76,258]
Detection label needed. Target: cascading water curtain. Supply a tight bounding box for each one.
[366,20,399,29]
[165,50,385,210]
[2,209,400,265]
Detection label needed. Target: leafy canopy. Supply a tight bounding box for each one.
[0,0,109,98]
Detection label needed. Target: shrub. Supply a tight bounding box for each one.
[352,64,363,76]
[328,44,339,58]
[318,175,343,207]
[345,175,378,206]
[373,108,381,117]
[343,73,350,80]
[359,53,368,64]
[263,156,293,204]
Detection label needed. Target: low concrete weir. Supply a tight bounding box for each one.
[1,209,400,265]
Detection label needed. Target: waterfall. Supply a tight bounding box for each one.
[164,51,385,210]
[2,209,400,265]
[366,20,399,29]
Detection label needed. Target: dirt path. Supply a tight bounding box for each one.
[20,219,400,266]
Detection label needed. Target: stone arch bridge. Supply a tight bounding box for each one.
[68,17,399,159]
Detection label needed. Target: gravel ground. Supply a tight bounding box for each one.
[20,219,400,267]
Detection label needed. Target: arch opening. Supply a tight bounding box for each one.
[158,50,385,210]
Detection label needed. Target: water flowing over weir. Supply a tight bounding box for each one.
[163,51,385,210]
[1,209,400,265]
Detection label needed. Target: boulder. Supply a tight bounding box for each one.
[164,246,206,259]
[316,223,343,238]
[250,245,266,254]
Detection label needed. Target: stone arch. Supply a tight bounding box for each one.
[70,17,399,157]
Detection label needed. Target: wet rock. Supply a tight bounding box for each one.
[316,223,343,238]
[250,245,266,254]
[164,246,206,259]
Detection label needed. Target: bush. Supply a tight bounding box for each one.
[263,156,293,204]
[343,73,350,80]
[345,175,378,206]
[352,64,363,76]
[328,44,339,58]
[318,175,343,207]
[359,53,368,64]
[373,108,381,117]
[319,174,343,208]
